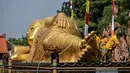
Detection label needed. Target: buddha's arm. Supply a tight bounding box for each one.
[11,46,31,54]
[11,46,31,61]
[11,53,29,62]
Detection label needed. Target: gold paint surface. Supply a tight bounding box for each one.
[27,20,42,46]
[11,13,99,62]
[11,46,30,61]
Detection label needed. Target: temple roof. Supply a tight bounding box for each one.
[0,33,8,53]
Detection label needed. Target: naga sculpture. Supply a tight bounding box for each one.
[11,12,99,62]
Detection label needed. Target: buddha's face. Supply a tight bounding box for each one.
[27,20,41,45]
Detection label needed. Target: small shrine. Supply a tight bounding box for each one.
[0,33,8,61]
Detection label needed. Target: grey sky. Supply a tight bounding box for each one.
[0,0,68,38]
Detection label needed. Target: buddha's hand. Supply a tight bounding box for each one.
[52,13,70,28]
[52,18,70,28]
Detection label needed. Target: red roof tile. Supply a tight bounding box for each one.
[0,33,8,53]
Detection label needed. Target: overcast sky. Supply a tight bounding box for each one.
[0,0,68,38]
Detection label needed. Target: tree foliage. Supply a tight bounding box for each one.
[7,35,29,46]
[58,0,130,35]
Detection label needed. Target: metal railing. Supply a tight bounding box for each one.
[1,61,130,73]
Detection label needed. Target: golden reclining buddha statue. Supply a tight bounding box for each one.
[11,12,100,62]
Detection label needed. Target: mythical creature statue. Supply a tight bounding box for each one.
[11,12,99,62]
[127,21,130,50]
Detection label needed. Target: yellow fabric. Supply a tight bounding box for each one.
[86,0,90,13]
[70,0,72,4]
[106,35,119,50]
[100,37,108,48]
[71,10,74,20]
[96,36,100,49]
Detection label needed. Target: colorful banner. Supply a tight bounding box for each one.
[70,0,74,19]
[111,0,115,36]
[85,0,90,36]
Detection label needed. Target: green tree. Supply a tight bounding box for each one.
[97,5,112,34]
[58,0,130,35]
[58,0,112,35]
[7,35,29,46]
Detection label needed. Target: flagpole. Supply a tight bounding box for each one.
[111,0,115,36]
[70,0,74,20]
[85,0,90,36]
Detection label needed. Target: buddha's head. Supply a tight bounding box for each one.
[27,20,41,45]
